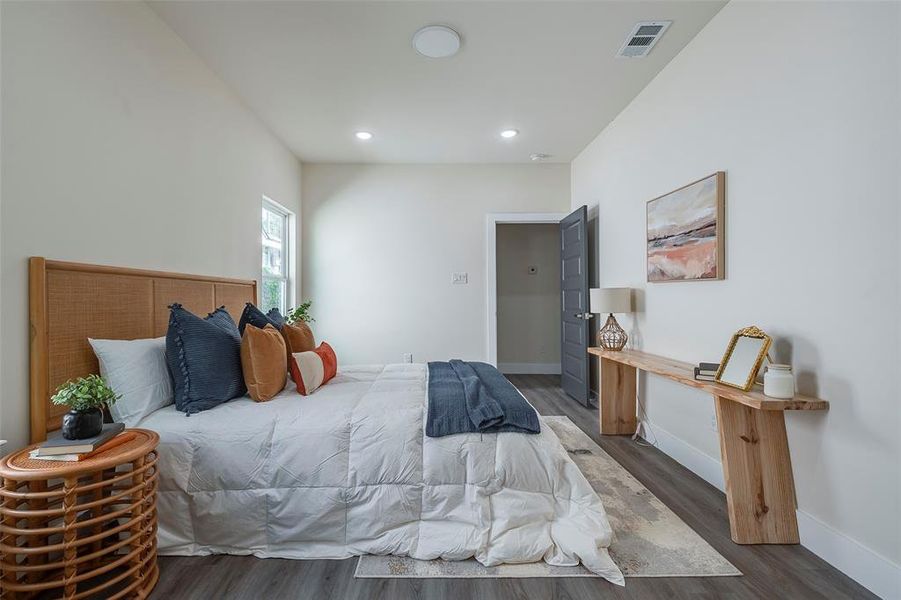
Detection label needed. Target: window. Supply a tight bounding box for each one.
[261,198,293,314]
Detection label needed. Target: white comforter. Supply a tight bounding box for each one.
[141,364,624,585]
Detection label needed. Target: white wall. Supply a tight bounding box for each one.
[0,1,303,451]
[302,164,569,365]
[571,2,900,597]
[496,224,560,373]
[0,2,4,445]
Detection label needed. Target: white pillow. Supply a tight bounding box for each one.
[88,337,173,426]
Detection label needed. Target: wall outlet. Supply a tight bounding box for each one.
[710,413,719,433]
[452,272,468,285]
[403,353,413,364]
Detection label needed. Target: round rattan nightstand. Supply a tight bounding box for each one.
[0,429,159,600]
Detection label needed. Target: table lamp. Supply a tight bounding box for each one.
[589,288,633,351]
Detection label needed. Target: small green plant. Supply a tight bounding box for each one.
[51,375,119,412]
[285,300,315,325]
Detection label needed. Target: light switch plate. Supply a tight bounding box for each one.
[452,272,468,285]
[403,353,413,364]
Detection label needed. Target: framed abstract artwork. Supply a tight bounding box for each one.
[646,172,725,282]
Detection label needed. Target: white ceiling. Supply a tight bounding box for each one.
[149,1,725,164]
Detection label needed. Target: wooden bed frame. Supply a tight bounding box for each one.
[28,257,257,443]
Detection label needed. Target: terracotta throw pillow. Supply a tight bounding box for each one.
[241,324,287,402]
[289,342,337,395]
[282,321,316,355]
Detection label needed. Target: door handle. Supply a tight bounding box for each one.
[573,312,594,320]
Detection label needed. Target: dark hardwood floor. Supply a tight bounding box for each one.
[151,374,875,600]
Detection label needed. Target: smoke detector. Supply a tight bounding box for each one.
[529,153,551,161]
[413,25,461,58]
[616,21,672,58]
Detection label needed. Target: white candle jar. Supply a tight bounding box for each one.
[764,364,795,399]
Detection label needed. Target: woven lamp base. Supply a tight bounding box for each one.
[598,313,628,351]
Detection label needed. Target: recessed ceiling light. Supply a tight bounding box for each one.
[412,25,461,59]
[500,129,519,139]
[354,131,373,141]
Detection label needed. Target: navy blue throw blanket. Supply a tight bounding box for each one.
[426,360,540,437]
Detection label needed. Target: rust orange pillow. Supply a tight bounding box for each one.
[240,324,287,402]
[281,321,315,357]
[289,342,337,395]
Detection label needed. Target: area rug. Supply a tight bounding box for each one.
[355,416,740,579]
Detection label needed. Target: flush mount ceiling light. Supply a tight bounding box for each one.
[500,129,519,139]
[530,153,551,161]
[412,25,461,58]
[354,131,373,141]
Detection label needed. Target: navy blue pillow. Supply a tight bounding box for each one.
[238,303,283,334]
[166,304,246,414]
[266,307,286,330]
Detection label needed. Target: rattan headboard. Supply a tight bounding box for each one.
[29,257,257,442]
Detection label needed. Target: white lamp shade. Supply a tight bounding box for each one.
[590,288,632,314]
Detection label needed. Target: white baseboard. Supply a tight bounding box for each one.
[498,362,560,375]
[644,420,725,491]
[795,511,900,600]
[642,420,900,600]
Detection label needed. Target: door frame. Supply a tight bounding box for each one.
[485,212,569,367]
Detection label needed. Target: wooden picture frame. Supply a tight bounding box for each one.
[646,172,725,283]
[715,325,772,391]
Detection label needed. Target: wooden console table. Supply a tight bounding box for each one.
[588,348,828,545]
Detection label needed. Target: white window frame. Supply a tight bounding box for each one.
[261,196,295,314]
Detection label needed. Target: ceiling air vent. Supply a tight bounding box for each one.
[616,21,672,58]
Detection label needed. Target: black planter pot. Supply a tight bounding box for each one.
[61,407,104,440]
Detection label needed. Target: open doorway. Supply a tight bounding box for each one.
[485,212,567,371]
[495,223,561,374]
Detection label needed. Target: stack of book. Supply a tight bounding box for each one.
[693,362,720,382]
[29,423,131,462]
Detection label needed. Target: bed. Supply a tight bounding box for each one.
[28,258,624,586]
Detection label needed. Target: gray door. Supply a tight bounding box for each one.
[560,206,591,406]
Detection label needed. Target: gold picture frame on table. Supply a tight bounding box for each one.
[715,326,772,391]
